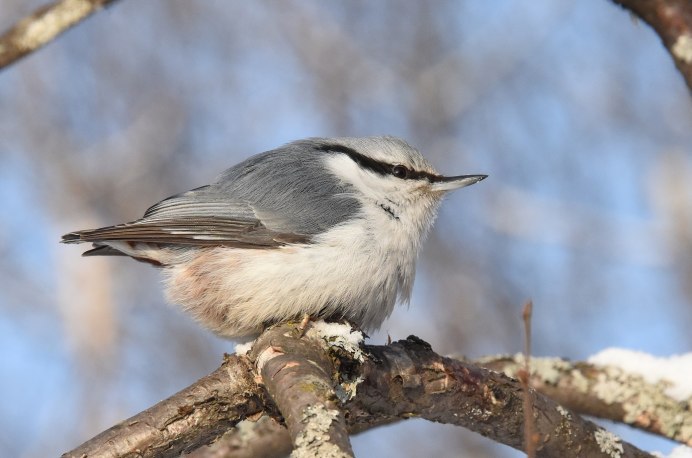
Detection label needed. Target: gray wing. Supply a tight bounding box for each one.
[62,186,309,250]
[62,141,362,254]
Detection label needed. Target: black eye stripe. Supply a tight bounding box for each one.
[317,144,390,175]
[317,143,439,181]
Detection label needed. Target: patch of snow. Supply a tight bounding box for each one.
[306,321,365,362]
[589,348,692,401]
[235,341,253,356]
[653,445,692,458]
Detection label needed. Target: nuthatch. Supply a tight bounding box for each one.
[62,136,486,339]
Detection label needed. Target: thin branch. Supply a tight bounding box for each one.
[612,0,692,92]
[63,324,655,457]
[0,0,120,71]
[520,300,538,458]
[184,416,291,458]
[478,354,692,447]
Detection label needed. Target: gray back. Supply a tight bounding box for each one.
[213,139,361,235]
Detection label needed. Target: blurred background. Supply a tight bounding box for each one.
[1,0,691,456]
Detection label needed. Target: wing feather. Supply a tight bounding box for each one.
[62,190,310,249]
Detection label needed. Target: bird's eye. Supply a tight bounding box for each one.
[392,164,409,179]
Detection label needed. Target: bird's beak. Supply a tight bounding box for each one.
[430,174,487,192]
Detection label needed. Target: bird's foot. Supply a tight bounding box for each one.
[296,314,312,337]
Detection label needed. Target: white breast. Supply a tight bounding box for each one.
[161,205,429,339]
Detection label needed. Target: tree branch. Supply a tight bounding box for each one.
[195,351,692,457]
[248,323,355,457]
[350,337,651,457]
[612,0,692,92]
[184,416,291,458]
[62,354,266,458]
[477,354,692,447]
[0,0,120,71]
[63,323,656,457]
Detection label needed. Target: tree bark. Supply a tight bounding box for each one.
[613,0,692,92]
[248,324,355,457]
[63,324,656,458]
[62,354,266,458]
[478,354,692,447]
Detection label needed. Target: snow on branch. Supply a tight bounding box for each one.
[478,352,692,447]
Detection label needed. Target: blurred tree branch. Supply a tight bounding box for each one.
[63,323,657,458]
[613,0,692,92]
[0,0,119,70]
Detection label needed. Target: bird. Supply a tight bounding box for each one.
[62,136,486,339]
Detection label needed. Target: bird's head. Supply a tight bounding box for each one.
[314,136,486,231]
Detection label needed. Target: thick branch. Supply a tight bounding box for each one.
[194,351,692,458]
[248,324,355,457]
[62,354,266,458]
[0,0,119,70]
[349,337,651,457]
[63,325,655,457]
[612,0,692,92]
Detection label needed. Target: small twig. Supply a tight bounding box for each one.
[0,0,120,71]
[519,300,538,458]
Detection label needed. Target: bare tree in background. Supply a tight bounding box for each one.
[1,0,692,457]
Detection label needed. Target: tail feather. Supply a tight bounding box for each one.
[79,242,165,266]
[82,245,127,257]
[62,228,168,266]
[61,231,85,243]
